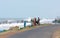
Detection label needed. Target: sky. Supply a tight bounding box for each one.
[0,0,60,18]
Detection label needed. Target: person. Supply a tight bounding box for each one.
[34,18,36,26]
[36,17,40,25]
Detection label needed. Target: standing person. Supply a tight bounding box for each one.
[31,17,37,26]
[24,21,26,27]
[38,17,40,25]
[34,18,36,26]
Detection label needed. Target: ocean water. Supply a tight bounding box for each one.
[0,22,32,32]
[0,25,10,32]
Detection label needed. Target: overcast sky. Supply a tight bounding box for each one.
[0,0,60,18]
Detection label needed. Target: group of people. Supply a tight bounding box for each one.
[31,17,40,26]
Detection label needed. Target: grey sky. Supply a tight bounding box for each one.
[0,0,60,18]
